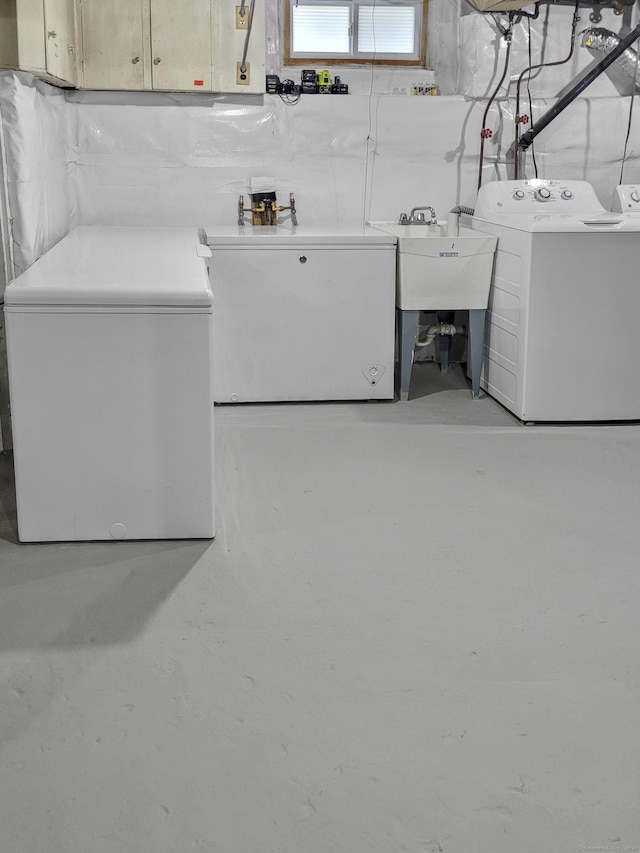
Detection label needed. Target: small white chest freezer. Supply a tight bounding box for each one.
[4,226,215,542]
[204,225,397,403]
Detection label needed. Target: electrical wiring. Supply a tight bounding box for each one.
[362,0,378,228]
[526,17,539,177]
[278,93,301,105]
[277,80,301,105]
[513,0,580,178]
[619,32,640,184]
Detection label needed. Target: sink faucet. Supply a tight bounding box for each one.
[407,206,437,224]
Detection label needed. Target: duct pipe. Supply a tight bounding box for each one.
[519,20,640,151]
[466,0,538,11]
[582,27,640,91]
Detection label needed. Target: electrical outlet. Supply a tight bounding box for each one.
[235,6,249,28]
[237,62,250,85]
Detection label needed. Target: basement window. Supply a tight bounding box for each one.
[284,0,428,66]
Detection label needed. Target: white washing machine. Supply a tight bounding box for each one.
[473,179,640,422]
[4,226,215,542]
[612,183,640,214]
[205,225,396,403]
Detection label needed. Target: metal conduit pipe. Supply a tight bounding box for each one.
[519,19,640,151]
[240,0,256,74]
[478,16,516,190]
[514,0,581,179]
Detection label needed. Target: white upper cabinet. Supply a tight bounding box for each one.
[78,0,147,90]
[44,0,76,84]
[0,0,77,86]
[76,0,265,93]
[1,0,265,93]
[149,0,213,91]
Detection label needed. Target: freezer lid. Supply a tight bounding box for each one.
[4,227,214,308]
[204,224,397,248]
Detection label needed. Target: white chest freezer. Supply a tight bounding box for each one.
[4,226,215,542]
[204,225,397,403]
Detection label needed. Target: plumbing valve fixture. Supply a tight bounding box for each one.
[398,206,438,225]
[238,192,298,227]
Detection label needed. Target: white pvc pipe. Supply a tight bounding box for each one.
[416,323,465,348]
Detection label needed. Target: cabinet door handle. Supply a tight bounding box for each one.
[132,56,140,64]
[153,57,162,65]
[299,255,307,264]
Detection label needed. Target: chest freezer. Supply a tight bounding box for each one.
[205,225,397,403]
[4,226,215,542]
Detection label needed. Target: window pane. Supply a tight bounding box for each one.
[292,4,351,54]
[357,6,416,54]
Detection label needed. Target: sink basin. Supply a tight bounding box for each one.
[367,221,498,310]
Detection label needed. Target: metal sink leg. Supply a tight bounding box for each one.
[397,309,419,401]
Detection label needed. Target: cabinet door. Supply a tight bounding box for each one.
[149,0,212,91]
[79,0,146,90]
[44,0,76,84]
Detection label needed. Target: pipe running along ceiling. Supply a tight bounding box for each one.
[465,0,539,11]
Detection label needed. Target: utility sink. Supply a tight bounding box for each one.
[368,221,498,310]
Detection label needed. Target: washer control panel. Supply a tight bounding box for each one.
[534,186,552,202]
[476,179,604,218]
[612,184,640,212]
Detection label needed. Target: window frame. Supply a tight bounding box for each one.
[283,0,429,67]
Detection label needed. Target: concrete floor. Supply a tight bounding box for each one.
[1,363,639,853]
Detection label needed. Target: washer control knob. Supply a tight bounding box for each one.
[513,190,525,200]
[534,187,552,202]
[631,190,640,203]
[561,189,573,200]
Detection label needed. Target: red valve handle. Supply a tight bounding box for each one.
[481,128,493,139]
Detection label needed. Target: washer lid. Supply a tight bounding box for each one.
[4,226,213,308]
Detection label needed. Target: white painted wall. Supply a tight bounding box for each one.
[66,93,485,231]
[0,71,72,280]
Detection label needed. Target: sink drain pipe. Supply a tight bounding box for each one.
[446,205,475,237]
[416,323,466,349]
